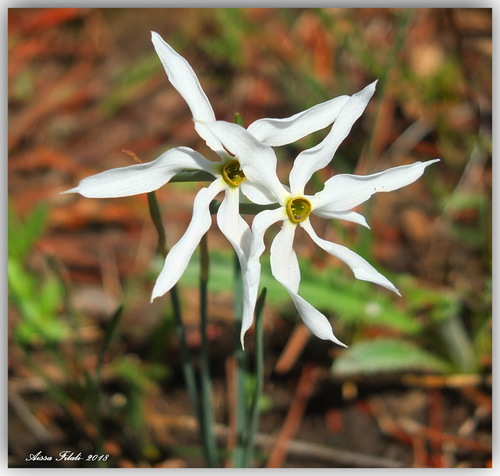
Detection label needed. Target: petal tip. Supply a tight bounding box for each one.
[151,287,163,302]
[329,332,348,348]
[60,187,78,195]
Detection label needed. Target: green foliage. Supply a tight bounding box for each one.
[8,202,48,262]
[244,374,272,412]
[201,9,249,69]
[332,338,451,376]
[8,203,66,346]
[100,52,163,116]
[178,249,421,334]
[8,203,171,463]
[176,247,485,375]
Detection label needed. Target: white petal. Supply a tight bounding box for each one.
[247,95,350,146]
[151,178,226,300]
[286,287,347,346]
[240,181,277,205]
[312,209,370,228]
[201,120,288,203]
[301,219,401,296]
[269,226,346,346]
[151,31,224,153]
[270,220,300,294]
[313,159,441,212]
[240,207,286,347]
[62,147,216,198]
[289,81,377,195]
[216,187,252,259]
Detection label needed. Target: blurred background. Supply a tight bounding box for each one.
[8,8,492,468]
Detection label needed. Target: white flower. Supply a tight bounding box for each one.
[62,32,355,305]
[203,81,440,347]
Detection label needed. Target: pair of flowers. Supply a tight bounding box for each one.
[65,32,439,348]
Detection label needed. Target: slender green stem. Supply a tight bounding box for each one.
[146,191,201,427]
[244,288,267,467]
[96,305,123,383]
[199,233,220,466]
[234,112,244,127]
[209,200,280,216]
[89,304,123,467]
[232,251,247,467]
[231,111,248,467]
[170,170,215,183]
[147,193,168,258]
[46,255,84,373]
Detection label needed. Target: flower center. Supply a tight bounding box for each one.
[286,197,312,223]
[222,160,246,187]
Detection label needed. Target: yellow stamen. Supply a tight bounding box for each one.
[286,197,312,223]
[222,160,246,187]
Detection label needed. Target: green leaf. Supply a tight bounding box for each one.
[100,52,163,116]
[332,338,451,376]
[8,202,48,262]
[177,249,421,334]
[39,279,64,316]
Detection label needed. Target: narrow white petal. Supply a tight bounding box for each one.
[62,147,216,198]
[313,159,441,212]
[151,179,226,300]
[269,228,346,346]
[240,207,286,347]
[289,81,377,195]
[286,287,347,347]
[270,221,300,294]
[312,208,370,228]
[217,187,252,259]
[247,95,350,146]
[201,120,288,203]
[151,31,224,153]
[217,189,257,347]
[301,219,401,295]
[240,181,277,205]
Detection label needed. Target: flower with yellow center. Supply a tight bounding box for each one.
[62,31,355,305]
[203,82,440,347]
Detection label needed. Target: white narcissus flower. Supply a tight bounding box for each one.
[203,81,440,347]
[62,31,353,305]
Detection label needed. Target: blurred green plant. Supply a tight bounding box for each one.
[175,246,489,377]
[8,202,66,346]
[332,338,451,376]
[100,51,163,117]
[8,202,172,467]
[201,9,249,69]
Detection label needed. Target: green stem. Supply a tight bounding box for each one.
[88,304,123,467]
[146,191,201,430]
[170,170,215,183]
[234,112,244,127]
[244,288,267,467]
[199,233,220,466]
[209,200,279,216]
[232,252,247,467]
[147,193,168,258]
[228,110,249,467]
